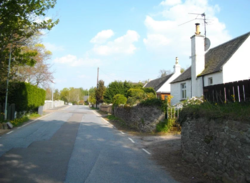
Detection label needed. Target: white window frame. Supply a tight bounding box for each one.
[208,77,213,85]
[181,83,186,99]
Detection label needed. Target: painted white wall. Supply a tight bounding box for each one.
[203,72,223,87]
[170,80,191,106]
[157,60,181,93]
[222,36,250,83]
[158,72,181,93]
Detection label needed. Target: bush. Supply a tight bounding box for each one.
[178,97,250,125]
[127,88,145,99]
[143,87,156,95]
[0,82,46,112]
[156,119,175,132]
[113,94,127,106]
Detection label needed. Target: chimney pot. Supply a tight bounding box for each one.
[195,23,200,35]
[175,57,178,64]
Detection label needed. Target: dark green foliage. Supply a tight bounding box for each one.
[127,88,145,99]
[143,87,156,95]
[140,98,168,113]
[0,0,59,81]
[113,94,127,106]
[156,119,175,132]
[0,82,45,112]
[104,81,133,103]
[178,99,250,125]
[95,80,105,104]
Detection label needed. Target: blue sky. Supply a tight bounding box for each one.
[42,0,250,90]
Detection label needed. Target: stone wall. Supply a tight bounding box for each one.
[114,105,165,132]
[182,118,250,183]
[99,104,113,114]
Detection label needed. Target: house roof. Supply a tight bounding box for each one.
[170,67,191,84]
[144,74,173,92]
[171,31,250,84]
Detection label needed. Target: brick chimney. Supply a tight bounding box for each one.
[191,23,205,97]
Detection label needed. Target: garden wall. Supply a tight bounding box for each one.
[114,105,165,132]
[43,100,64,110]
[182,118,250,183]
[99,104,113,114]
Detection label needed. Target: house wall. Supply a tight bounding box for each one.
[203,72,223,87]
[157,93,170,100]
[223,36,250,83]
[157,72,181,93]
[170,80,191,106]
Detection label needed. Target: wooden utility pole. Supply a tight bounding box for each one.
[96,67,99,108]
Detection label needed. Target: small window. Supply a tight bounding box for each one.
[181,83,186,99]
[208,77,213,85]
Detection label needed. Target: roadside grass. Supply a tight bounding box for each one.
[9,113,41,127]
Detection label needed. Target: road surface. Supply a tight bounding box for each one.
[0,105,178,183]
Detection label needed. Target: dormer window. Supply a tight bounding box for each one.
[208,77,213,85]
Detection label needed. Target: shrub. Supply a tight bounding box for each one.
[178,97,250,125]
[113,94,127,106]
[143,87,156,95]
[156,119,175,132]
[126,97,137,106]
[127,88,145,99]
[0,82,46,112]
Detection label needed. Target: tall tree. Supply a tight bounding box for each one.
[95,80,105,104]
[0,0,59,81]
[14,43,54,88]
[53,89,60,100]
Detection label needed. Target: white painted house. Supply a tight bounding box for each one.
[144,58,181,100]
[171,23,250,106]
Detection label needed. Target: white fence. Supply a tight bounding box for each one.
[43,100,65,110]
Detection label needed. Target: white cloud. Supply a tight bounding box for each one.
[43,42,65,52]
[92,30,140,56]
[160,0,181,6]
[90,29,114,44]
[54,55,101,67]
[144,0,231,56]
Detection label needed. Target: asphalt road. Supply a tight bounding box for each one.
[0,105,178,183]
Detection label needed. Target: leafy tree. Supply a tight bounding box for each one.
[0,0,59,81]
[89,88,96,105]
[159,70,171,78]
[60,88,69,102]
[53,89,60,100]
[104,81,133,103]
[181,68,185,73]
[14,43,54,88]
[95,80,105,104]
[45,88,52,100]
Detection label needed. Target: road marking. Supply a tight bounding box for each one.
[7,131,13,135]
[142,148,151,155]
[120,131,125,134]
[128,138,135,143]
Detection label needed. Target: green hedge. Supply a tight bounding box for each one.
[0,82,45,112]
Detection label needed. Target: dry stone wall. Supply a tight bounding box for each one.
[114,105,165,132]
[182,118,250,183]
